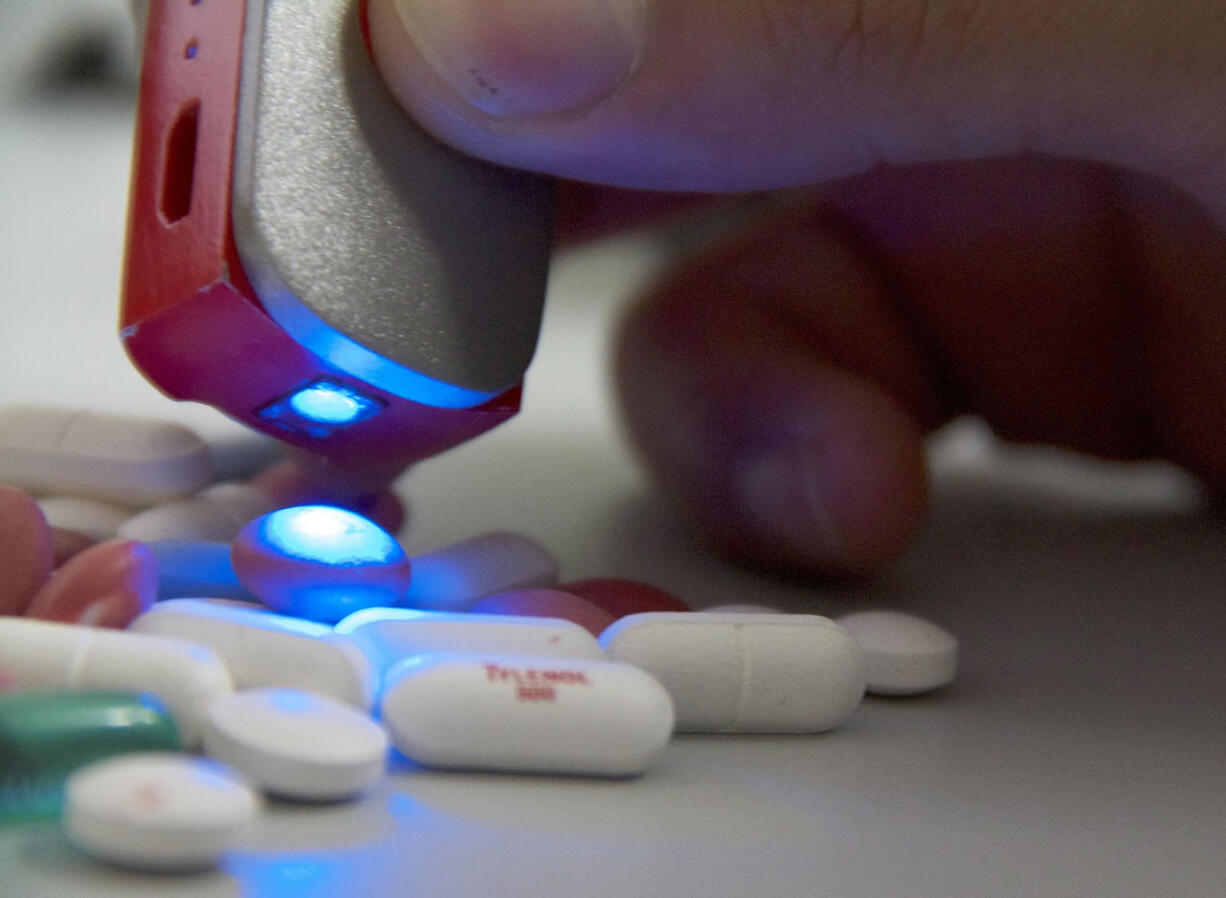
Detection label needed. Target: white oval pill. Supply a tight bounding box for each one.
[380,653,673,777]
[132,599,373,709]
[0,617,233,746]
[64,753,258,871]
[197,481,277,525]
[119,497,242,542]
[600,613,866,733]
[0,406,212,505]
[834,610,958,696]
[204,689,388,801]
[401,531,558,612]
[335,607,602,676]
[36,496,134,541]
[119,483,276,543]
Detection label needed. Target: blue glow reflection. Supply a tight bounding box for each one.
[260,506,402,566]
[289,384,367,424]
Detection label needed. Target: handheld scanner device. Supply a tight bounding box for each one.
[120,0,553,468]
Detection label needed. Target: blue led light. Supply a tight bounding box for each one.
[261,505,400,567]
[289,384,365,424]
[258,380,383,438]
[257,293,504,410]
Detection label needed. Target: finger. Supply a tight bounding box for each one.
[615,199,933,577]
[554,182,718,244]
[615,156,1226,574]
[818,156,1226,486]
[367,0,1226,212]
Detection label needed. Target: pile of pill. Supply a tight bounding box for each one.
[0,405,958,871]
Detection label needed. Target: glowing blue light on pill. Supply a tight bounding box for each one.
[288,384,365,424]
[260,506,401,566]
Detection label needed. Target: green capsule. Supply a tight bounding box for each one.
[0,691,182,824]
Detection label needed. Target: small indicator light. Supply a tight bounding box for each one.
[290,384,366,424]
[258,381,383,438]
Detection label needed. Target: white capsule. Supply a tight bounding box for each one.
[118,482,275,542]
[0,617,232,747]
[203,689,387,801]
[834,610,959,696]
[335,607,602,676]
[0,405,212,505]
[599,613,866,733]
[401,531,558,612]
[380,653,673,777]
[699,604,783,614]
[35,496,134,541]
[64,753,259,871]
[131,599,373,709]
[144,540,259,601]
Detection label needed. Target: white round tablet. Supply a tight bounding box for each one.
[63,753,258,871]
[834,610,958,696]
[203,688,388,801]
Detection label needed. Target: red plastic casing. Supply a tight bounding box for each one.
[120,0,520,469]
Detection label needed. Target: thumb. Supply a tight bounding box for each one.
[367,0,1226,201]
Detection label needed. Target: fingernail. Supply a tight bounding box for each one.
[733,445,848,564]
[390,0,646,117]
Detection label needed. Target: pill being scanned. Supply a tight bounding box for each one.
[400,531,557,612]
[600,613,865,733]
[469,588,616,637]
[335,607,602,675]
[231,505,411,623]
[834,610,959,696]
[0,618,232,746]
[144,540,258,601]
[132,599,373,709]
[204,689,388,801]
[0,406,212,505]
[63,753,258,871]
[381,653,673,777]
[561,578,691,617]
[36,496,133,542]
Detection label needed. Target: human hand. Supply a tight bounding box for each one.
[366,0,1226,577]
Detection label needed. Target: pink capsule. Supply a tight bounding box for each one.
[561,578,691,619]
[25,539,158,629]
[469,589,617,638]
[0,487,53,616]
[231,505,411,623]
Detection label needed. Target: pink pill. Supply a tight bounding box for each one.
[469,588,617,637]
[561,578,691,619]
[0,487,53,615]
[250,459,407,534]
[50,528,100,568]
[25,539,157,629]
[231,505,411,623]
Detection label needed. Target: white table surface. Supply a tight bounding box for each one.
[2,18,1225,897]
